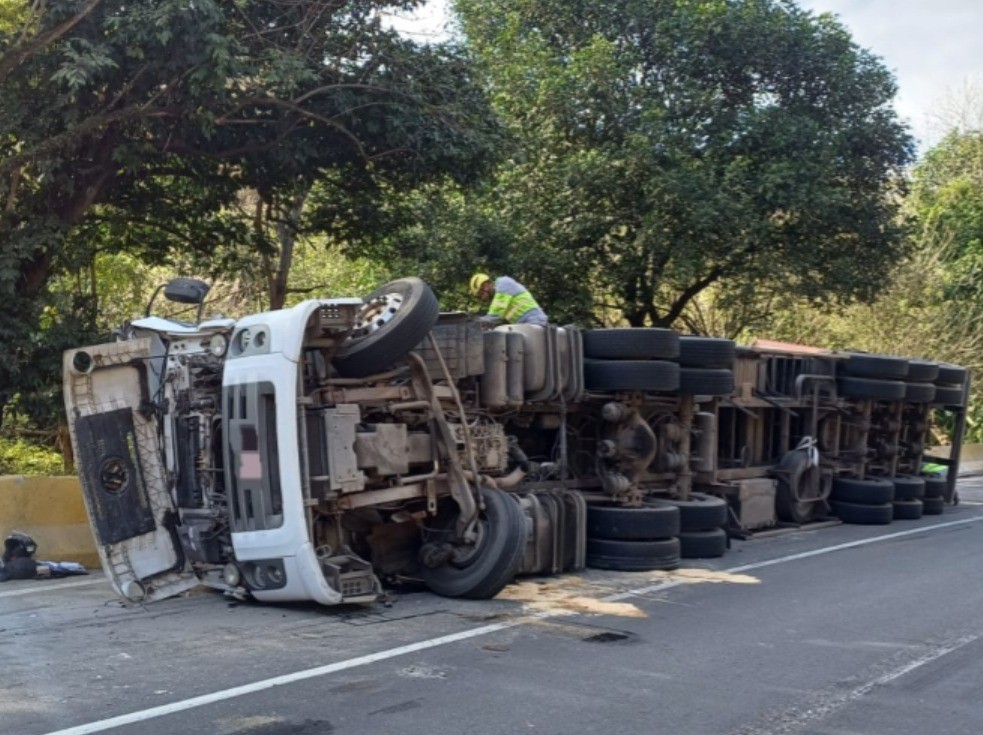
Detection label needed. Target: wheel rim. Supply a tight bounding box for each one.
[352,291,405,337]
[449,520,487,567]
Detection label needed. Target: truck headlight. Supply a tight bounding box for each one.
[209,334,228,357]
[222,563,241,587]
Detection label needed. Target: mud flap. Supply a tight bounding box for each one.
[64,340,199,603]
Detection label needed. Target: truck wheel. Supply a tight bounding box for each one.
[922,496,945,515]
[906,360,939,382]
[892,475,926,501]
[584,359,680,392]
[678,368,734,396]
[904,382,936,403]
[932,385,965,406]
[678,337,736,369]
[836,377,906,401]
[586,537,681,571]
[332,277,439,378]
[922,476,947,499]
[582,328,680,360]
[830,477,895,505]
[837,353,909,380]
[421,487,526,600]
[587,501,680,540]
[892,499,924,520]
[678,528,727,559]
[829,500,893,525]
[661,492,728,532]
[774,449,825,524]
[935,363,968,386]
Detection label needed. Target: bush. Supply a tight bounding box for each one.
[0,437,70,476]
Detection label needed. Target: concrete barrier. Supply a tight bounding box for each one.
[928,444,983,476]
[0,475,100,568]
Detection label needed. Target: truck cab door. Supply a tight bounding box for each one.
[64,339,200,603]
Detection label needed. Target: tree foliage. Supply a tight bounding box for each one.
[0,0,500,427]
[754,128,983,440]
[910,130,983,305]
[448,0,914,327]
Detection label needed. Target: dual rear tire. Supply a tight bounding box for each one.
[585,501,681,571]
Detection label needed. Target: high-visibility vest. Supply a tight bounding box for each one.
[488,283,543,324]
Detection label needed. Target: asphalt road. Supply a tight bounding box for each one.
[4,479,983,735]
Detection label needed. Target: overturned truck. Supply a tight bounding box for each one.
[64,277,970,606]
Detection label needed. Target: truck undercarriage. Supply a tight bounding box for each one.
[63,277,970,606]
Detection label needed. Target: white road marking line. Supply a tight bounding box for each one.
[43,513,983,735]
[0,577,106,600]
[608,515,983,602]
[727,515,983,575]
[42,622,516,735]
[853,633,980,694]
[731,633,982,734]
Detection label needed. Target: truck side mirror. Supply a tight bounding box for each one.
[145,278,212,322]
[163,278,210,305]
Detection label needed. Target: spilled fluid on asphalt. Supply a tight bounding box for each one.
[496,568,760,618]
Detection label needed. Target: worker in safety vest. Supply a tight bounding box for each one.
[469,273,548,327]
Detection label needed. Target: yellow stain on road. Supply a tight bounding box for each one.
[497,579,647,618]
[656,568,760,585]
[496,567,760,618]
[216,715,282,732]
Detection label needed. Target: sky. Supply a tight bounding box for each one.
[796,0,983,150]
[386,0,983,155]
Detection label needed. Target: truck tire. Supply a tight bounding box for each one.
[837,353,909,380]
[904,382,936,403]
[586,537,681,571]
[830,477,895,505]
[678,528,728,559]
[333,277,439,378]
[906,360,940,382]
[660,492,728,532]
[932,385,965,406]
[892,499,924,520]
[775,449,824,524]
[891,475,926,501]
[922,496,945,515]
[936,363,968,386]
[678,368,734,396]
[678,337,736,369]
[583,328,680,360]
[836,377,906,401]
[923,476,947,499]
[829,500,893,525]
[421,487,526,600]
[584,360,679,392]
[587,502,680,540]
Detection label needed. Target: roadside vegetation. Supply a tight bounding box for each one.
[1,0,980,472]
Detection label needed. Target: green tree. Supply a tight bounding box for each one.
[450,0,914,327]
[910,130,983,306]
[750,127,983,440]
[0,0,500,428]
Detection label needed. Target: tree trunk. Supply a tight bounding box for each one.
[269,188,310,310]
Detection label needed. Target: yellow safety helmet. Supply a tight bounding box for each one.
[469,273,491,296]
